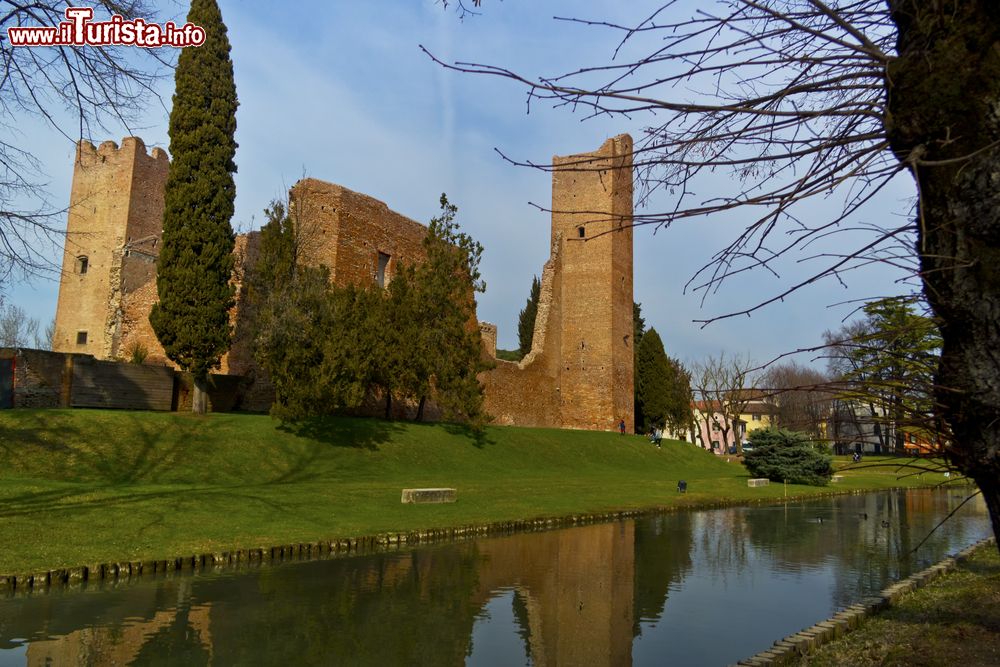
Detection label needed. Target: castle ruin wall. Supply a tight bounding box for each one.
[52,135,634,430]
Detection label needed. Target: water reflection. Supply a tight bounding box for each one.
[0,489,989,666]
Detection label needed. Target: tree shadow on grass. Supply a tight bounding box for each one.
[0,411,357,521]
[276,414,404,451]
[439,422,497,450]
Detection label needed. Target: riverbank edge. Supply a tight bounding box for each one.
[732,535,998,667]
[0,485,969,598]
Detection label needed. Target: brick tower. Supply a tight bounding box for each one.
[552,134,634,431]
[52,137,169,358]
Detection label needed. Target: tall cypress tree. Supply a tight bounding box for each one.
[517,275,540,358]
[636,327,670,433]
[633,302,646,430]
[150,0,238,414]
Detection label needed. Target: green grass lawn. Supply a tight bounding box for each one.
[799,544,1000,667]
[0,409,953,573]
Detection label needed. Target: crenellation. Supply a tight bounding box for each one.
[97,140,119,156]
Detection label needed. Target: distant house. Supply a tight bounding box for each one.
[901,429,943,456]
[690,391,774,455]
[738,394,775,440]
[692,400,733,454]
[828,399,894,455]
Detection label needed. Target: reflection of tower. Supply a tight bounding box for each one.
[24,598,214,666]
[52,138,168,359]
[473,522,635,666]
[552,136,635,432]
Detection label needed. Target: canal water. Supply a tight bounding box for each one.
[0,488,990,666]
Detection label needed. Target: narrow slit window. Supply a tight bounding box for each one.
[76,331,88,345]
[577,226,586,238]
[376,252,391,288]
[76,256,89,274]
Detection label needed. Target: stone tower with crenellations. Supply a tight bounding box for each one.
[53,137,169,359]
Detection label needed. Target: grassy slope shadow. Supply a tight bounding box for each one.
[276,414,405,451]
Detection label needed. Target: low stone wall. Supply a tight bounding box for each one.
[71,356,174,410]
[0,347,272,413]
[0,508,650,597]
[0,348,71,408]
[0,486,978,599]
[734,536,997,666]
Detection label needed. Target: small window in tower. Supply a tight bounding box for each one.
[76,331,88,345]
[376,252,391,288]
[76,256,89,274]
[577,226,586,238]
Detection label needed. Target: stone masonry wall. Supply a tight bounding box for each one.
[291,178,428,286]
[478,322,498,358]
[53,138,168,359]
[54,138,262,386]
[480,235,564,428]
[0,348,70,408]
[552,135,634,432]
[51,135,634,430]
[481,135,634,432]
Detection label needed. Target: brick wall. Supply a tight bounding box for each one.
[291,178,428,287]
[478,322,498,358]
[0,348,70,408]
[53,138,168,358]
[481,135,635,432]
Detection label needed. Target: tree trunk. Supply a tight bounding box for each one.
[192,376,209,415]
[384,390,392,420]
[416,396,426,422]
[893,398,905,455]
[887,1,1000,554]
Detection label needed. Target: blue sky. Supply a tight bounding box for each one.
[8,0,916,369]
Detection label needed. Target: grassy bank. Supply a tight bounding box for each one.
[0,409,950,573]
[798,544,1000,666]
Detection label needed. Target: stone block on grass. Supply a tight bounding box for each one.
[748,478,770,487]
[401,488,457,504]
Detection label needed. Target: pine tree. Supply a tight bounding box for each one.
[632,302,646,431]
[825,296,942,454]
[662,354,694,436]
[517,276,540,358]
[408,194,491,424]
[636,328,694,436]
[150,0,238,414]
[636,328,670,433]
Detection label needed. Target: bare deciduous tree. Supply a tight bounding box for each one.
[0,296,42,348]
[0,1,169,283]
[691,352,757,454]
[763,361,833,441]
[432,1,1000,551]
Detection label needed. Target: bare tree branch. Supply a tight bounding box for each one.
[0,0,171,286]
